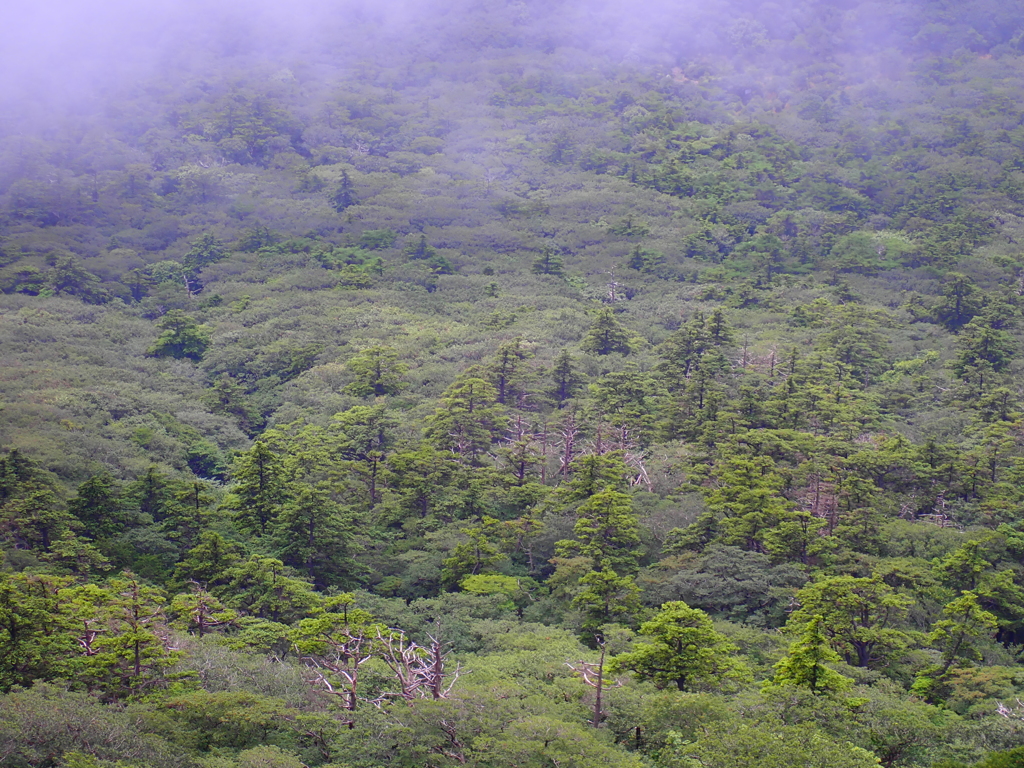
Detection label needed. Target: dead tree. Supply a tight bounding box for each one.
[412,634,463,700]
[375,628,428,701]
[566,639,622,728]
[373,628,463,704]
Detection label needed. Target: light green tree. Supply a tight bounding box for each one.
[344,346,408,397]
[556,488,642,575]
[610,601,749,692]
[789,576,914,668]
[767,614,854,695]
[912,591,998,701]
[146,311,211,362]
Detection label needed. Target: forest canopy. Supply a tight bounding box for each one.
[4,0,1024,766]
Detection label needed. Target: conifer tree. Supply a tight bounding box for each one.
[767,614,854,695]
[549,349,583,407]
[225,441,290,537]
[531,245,564,275]
[344,346,409,397]
[581,309,635,356]
[610,601,749,692]
[329,170,358,212]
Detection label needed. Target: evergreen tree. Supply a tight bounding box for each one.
[344,346,409,397]
[912,591,999,701]
[0,573,78,690]
[202,374,260,435]
[768,614,854,695]
[70,575,180,700]
[581,309,635,356]
[329,170,358,212]
[67,473,130,540]
[174,531,243,589]
[610,601,749,692]
[488,337,534,406]
[425,377,506,463]
[182,233,228,271]
[531,245,564,276]
[146,311,211,362]
[273,483,357,588]
[225,441,290,537]
[549,349,584,407]
[789,576,914,668]
[557,488,641,575]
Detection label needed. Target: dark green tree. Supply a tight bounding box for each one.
[182,233,228,271]
[329,170,358,212]
[226,441,290,537]
[174,531,243,589]
[935,273,983,332]
[202,373,261,435]
[531,245,564,276]
[488,337,534,406]
[0,573,78,690]
[274,483,357,588]
[67,473,131,541]
[549,349,584,407]
[47,255,109,304]
[581,309,635,356]
[425,377,506,463]
[146,311,211,362]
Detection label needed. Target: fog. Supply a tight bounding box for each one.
[0,0,942,116]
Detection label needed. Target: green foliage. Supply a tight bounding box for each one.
[146,311,210,362]
[556,489,641,575]
[789,577,914,669]
[225,441,289,537]
[610,601,750,692]
[531,246,564,276]
[0,684,187,768]
[7,3,1024,764]
[425,377,506,463]
[329,170,358,212]
[343,346,408,397]
[912,591,999,702]
[0,573,78,690]
[673,721,880,768]
[767,614,855,695]
[581,309,637,356]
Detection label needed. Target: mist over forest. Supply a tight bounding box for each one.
[5,1,1024,767]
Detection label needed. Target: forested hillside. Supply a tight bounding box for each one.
[5,0,1024,765]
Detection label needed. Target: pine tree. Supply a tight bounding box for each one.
[609,601,749,692]
[581,309,635,356]
[329,170,358,212]
[531,245,564,275]
[557,488,641,575]
[274,483,357,588]
[146,311,211,362]
[67,473,130,540]
[549,349,583,407]
[344,346,409,397]
[767,614,854,695]
[425,377,507,462]
[489,338,534,405]
[226,441,290,536]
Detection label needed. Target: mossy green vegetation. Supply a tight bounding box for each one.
[4,0,1024,765]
